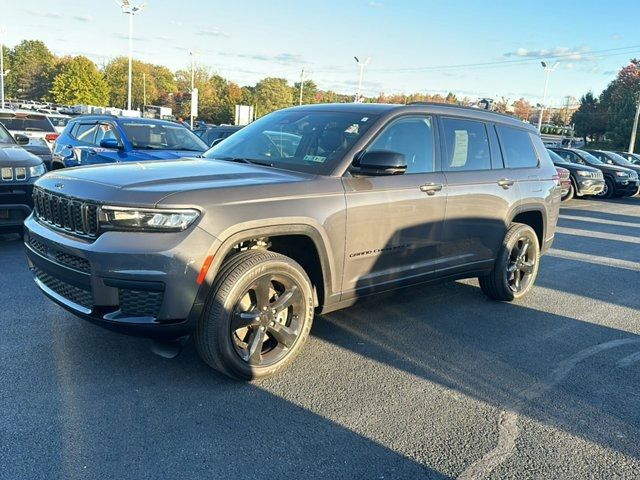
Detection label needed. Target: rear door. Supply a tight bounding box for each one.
[438,118,521,274]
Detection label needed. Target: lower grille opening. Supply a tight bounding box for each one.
[119,289,164,317]
[29,237,91,273]
[34,268,93,310]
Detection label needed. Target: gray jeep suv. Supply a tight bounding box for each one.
[24,103,560,380]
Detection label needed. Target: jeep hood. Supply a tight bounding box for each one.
[0,145,42,166]
[35,158,312,207]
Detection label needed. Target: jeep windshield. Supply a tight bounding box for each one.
[203,109,379,174]
[121,122,208,151]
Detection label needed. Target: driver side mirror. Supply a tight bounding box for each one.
[356,150,407,176]
[14,133,29,146]
[99,138,121,149]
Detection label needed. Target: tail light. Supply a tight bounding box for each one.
[45,133,59,142]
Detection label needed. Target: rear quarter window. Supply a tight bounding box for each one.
[496,125,539,168]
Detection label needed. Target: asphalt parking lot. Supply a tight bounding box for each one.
[1,197,639,480]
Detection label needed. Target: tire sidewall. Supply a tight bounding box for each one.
[212,257,314,380]
[497,225,541,301]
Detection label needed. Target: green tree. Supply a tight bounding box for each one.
[254,77,293,117]
[292,79,319,105]
[572,91,608,144]
[7,40,55,100]
[599,60,640,149]
[50,56,109,105]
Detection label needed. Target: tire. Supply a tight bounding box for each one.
[561,183,574,201]
[195,250,314,381]
[478,223,541,302]
[595,177,614,199]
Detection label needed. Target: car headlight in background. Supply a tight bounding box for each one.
[615,171,629,177]
[29,164,46,178]
[576,170,592,177]
[99,206,200,232]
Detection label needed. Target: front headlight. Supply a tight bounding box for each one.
[615,171,629,177]
[576,170,591,177]
[29,163,46,178]
[99,206,200,232]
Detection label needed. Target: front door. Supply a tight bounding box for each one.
[341,115,447,297]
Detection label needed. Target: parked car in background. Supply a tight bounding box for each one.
[546,148,604,200]
[51,115,208,169]
[0,109,59,150]
[25,102,560,380]
[550,148,639,198]
[0,109,55,168]
[615,151,640,165]
[586,149,640,182]
[0,122,46,234]
[45,114,72,133]
[194,125,244,147]
[555,166,572,200]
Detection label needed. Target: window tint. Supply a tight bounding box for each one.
[367,116,434,174]
[94,123,119,145]
[441,118,491,171]
[73,123,99,143]
[0,115,55,132]
[496,125,538,168]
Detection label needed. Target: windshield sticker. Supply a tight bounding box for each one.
[345,124,360,134]
[304,155,326,163]
[361,117,369,122]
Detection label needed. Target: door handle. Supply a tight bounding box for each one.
[497,178,515,189]
[419,183,443,195]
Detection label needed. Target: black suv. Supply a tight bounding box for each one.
[0,123,46,234]
[550,148,639,198]
[586,150,640,186]
[546,148,604,199]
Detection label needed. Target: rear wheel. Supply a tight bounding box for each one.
[195,250,314,380]
[479,223,540,302]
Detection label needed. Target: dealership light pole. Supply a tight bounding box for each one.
[188,49,197,129]
[299,68,305,106]
[537,61,559,132]
[118,0,144,112]
[628,64,640,154]
[0,27,6,110]
[354,56,370,103]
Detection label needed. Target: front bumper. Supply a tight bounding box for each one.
[24,215,217,339]
[614,179,640,196]
[575,178,605,196]
[0,182,34,231]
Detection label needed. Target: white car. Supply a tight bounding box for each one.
[45,113,72,134]
[0,109,59,151]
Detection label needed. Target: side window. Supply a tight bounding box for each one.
[564,151,583,164]
[495,125,539,169]
[73,123,99,144]
[94,123,118,145]
[367,116,434,174]
[441,118,491,171]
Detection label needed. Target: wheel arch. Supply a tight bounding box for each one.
[508,206,545,249]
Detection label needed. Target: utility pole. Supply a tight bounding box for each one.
[0,27,6,110]
[189,50,196,129]
[142,72,146,114]
[117,1,144,113]
[629,93,640,154]
[298,68,304,106]
[537,61,559,132]
[354,56,370,103]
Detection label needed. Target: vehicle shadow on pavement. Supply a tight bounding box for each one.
[313,278,640,463]
[1,234,447,480]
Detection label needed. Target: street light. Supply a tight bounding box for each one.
[117,0,144,112]
[537,61,559,132]
[628,64,640,154]
[354,56,370,103]
[0,26,7,110]
[188,49,197,129]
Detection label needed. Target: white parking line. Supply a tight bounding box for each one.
[555,226,640,245]
[560,214,640,229]
[547,248,640,271]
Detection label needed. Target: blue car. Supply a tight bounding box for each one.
[50,115,208,170]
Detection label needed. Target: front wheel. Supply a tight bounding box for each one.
[195,250,314,380]
[561,183,574,201]
[478,223,540,302]
[595,177,614,199]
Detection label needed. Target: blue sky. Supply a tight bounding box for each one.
[3,0,639,106]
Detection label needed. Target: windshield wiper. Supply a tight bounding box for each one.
[213,156,274,167]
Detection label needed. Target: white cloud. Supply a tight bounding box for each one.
[72,14,93,22]
[504,46,594,62]
[198,28,229,38]
[23,8,61,19]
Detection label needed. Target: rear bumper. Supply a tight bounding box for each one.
[24,216,217,339]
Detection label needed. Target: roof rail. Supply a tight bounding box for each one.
[405,101,521,120]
